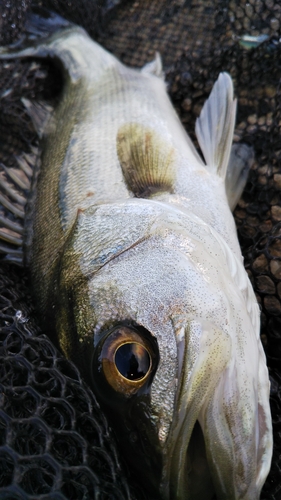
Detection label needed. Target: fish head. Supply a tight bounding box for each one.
[57,198,272,499]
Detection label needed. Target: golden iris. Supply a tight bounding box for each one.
[100,326,154,396]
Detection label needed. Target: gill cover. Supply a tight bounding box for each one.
[56,196,272,499]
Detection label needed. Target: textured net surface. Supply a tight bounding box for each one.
[0,269,139,500]
[0,0,281,499]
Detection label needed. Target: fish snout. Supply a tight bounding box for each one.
[198,356,273,500]
[161,319,272,499]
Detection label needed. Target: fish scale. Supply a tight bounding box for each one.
[0,9,274,500]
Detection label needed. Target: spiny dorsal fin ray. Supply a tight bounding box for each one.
[0,228,22,246]
[14,152,35,178]
[0,242,24,265]
[0,215,23,234]
[0,172,26,205]
[0,149,39,265]
[21,98,54,139]
[195,72,237,179]
[117,122,176,197]
[0,192,25,219]
[1,164,30,191]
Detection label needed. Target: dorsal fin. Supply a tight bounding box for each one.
[195,72,237,179]
[0,95,52,265]
[117,122,176,197]
[0,149,39,266]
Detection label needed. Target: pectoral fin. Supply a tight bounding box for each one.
[117,122,176,197]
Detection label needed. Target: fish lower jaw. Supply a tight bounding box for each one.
[161,421,216,500]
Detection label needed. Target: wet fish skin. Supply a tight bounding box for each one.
[0,14,272,500]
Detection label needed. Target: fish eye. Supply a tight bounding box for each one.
[97,325,157,396]
[114,342,151,380]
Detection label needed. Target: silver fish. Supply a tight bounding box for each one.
[0,13,272,500]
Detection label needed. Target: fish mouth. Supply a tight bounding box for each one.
[158,319,230,500]
[161,410,216,500]
[159,318,272,500]
[166,420,216,500]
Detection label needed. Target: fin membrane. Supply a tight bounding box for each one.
[0,94,53,265]
[0,149,38,265]
[117,122,176,197]
[22,98,54,138]
[195,72,237,179]
[226,143,254,210]
[141,52,164,79]
[25,8,72,39]
[0,11,87,85]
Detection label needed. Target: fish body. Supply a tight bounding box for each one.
[0,13,272,500]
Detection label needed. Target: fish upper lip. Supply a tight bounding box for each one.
[160,317,273,500]
[159,320,218,500]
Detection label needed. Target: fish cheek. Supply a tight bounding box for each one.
[56,248,96,381]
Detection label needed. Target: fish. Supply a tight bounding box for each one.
[0,11,273,500]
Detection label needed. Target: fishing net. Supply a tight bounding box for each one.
[0,268,140,500]
[0,0,281,498]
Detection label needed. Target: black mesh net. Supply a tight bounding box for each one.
[0,268,141,500]
[0,0,281,499]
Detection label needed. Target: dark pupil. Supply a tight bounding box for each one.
[115,343,150,380]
